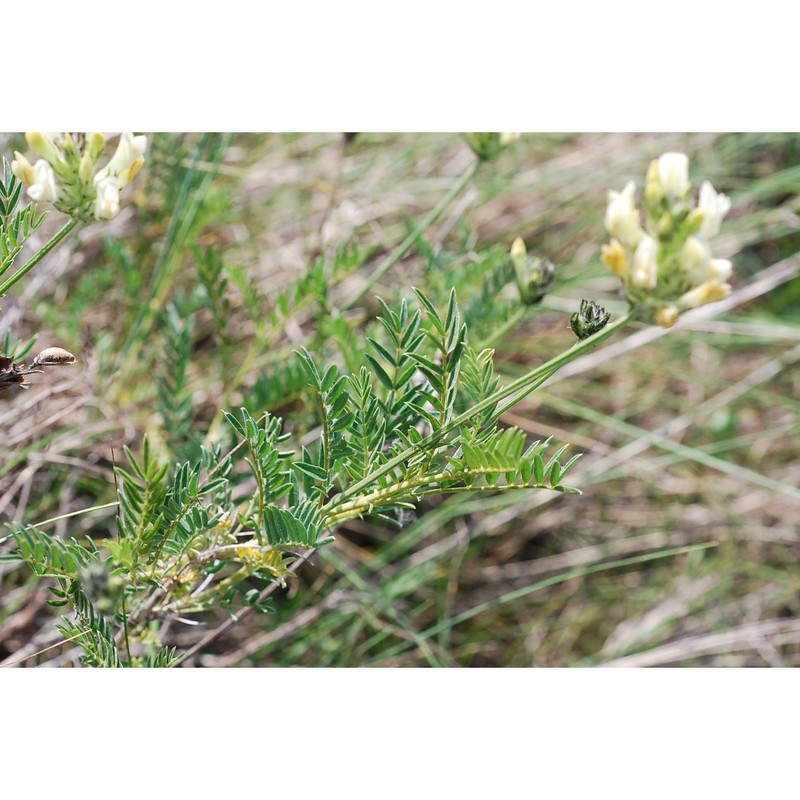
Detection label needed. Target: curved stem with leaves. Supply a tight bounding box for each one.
[4,278,632,666]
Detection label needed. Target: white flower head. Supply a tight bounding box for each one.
[13,131,147,223]
[603,151,734,327]
[631,235,658,289]
[605,181,644,248]
[27,160,59,203]
[656,152,689,197]
[94,175,121,220]
[697,181,731,238]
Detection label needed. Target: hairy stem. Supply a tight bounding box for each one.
[322,470,564,529]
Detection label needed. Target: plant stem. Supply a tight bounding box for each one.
[0,216,80,297]
[344,158,482,309]
[323,470,567,529]
[161,565,253,616]
[121,592,133,668]
[326,310,634,510]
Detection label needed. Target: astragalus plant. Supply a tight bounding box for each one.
[1,135,735,667]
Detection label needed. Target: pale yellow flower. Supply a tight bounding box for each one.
[677,281,731,310]
[697,180,731,238]
[605,181,644,249]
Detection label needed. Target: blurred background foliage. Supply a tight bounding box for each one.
[1,132,799,667]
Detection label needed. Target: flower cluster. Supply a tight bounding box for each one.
[601,152,732,327]
[11,132,147,222]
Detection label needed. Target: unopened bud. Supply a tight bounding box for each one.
[462,132,512,161]
[570,299,610,340]
[510,238,554,305]
[87,132,107,161]
[79,152,94,183]
[510,237,527,266]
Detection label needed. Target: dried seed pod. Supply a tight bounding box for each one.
[31,347,77,368]
[0,357,33,393]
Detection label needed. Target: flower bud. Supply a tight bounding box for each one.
[644,159,664,207]
[510,237,527,267]
[86,132,107,161]
[509,238,554,305]
[79,152,94,184]
[462,133,513,161]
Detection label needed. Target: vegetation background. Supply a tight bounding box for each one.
[1,131,798,667]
